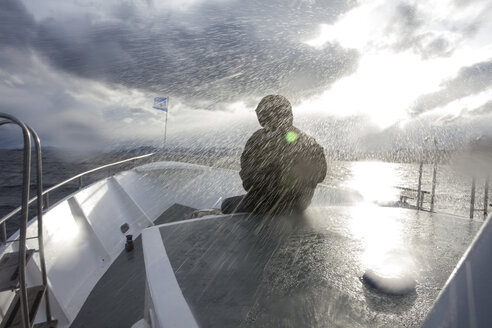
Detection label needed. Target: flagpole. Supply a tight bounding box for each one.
[163,97,169,151]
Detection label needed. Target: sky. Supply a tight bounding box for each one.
[0,0,491,153]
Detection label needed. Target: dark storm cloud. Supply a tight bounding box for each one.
[385,1,490,60]
[2,0,358,107]
[0,51,107,149]
[386,3,456,59]
[0,0,35,48]
[410,59,492,115]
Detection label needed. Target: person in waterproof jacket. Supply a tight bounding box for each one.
[221,95,327,215]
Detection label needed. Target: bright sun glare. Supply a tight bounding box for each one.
[344,161,402,203]
[349,203,418,289]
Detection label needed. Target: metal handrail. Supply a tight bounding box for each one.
[0,113,32,328]
[395,186,430,194]
[25,124,52,322]
[1,113,156,327]
[0,152,156,226]
[395,185,431,210]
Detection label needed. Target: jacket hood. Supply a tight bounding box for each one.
[255,95,293,129]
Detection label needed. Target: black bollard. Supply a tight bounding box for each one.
[125,234,134,252]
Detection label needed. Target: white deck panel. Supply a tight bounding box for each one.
[74,177,153,258]
[116,163,244,220]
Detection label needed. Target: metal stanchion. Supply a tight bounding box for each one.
[416,161,423,210]
[484,176,489,219]
[44,192,50,210]
[470,176,476,219]
[0,223,6,245]
[430,162,437,212]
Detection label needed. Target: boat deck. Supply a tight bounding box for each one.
[156,206,482,327]
[71,204,197,328]
[70,203,482,328]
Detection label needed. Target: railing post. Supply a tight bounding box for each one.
[484,176,489,219]
[430,162,437,212]
[27,125,53,322]
[0,222,6,245]
[78,176,83,189]
[1,113,32,328]
[416,161,423,210]
[44,192,50,210]
[470,176,476,219]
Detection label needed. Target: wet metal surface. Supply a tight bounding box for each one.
[160,206,482,327]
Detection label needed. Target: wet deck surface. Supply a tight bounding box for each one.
[71,203,196,328]
[159,206,482,328]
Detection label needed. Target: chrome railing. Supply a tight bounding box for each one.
[1,112,156,327]
[394,186,431,209]
[0,113,33,327]
[0,152,156,228]
[469,175,490,219]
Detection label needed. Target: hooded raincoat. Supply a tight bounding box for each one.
[239,95,327,214]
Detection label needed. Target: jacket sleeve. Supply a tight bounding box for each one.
[314,143,327,183]
[240,131,261,191]
[299,138,327,187]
